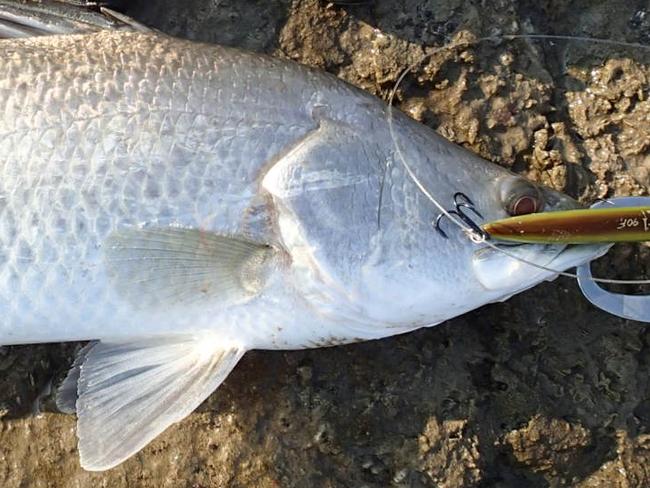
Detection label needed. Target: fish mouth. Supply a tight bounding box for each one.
[472,241,612,292]
[472,178,613,293]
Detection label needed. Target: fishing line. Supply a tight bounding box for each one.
[386,32,650,285]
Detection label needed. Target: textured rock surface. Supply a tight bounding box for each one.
[2,0,650,486]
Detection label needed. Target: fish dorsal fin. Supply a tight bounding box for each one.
[70,334,244,471]
[104,227,276,310]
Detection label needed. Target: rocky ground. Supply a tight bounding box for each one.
[2,0,650,486]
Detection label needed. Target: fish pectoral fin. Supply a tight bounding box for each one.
[104,227,276,309]
[70,334,245,471]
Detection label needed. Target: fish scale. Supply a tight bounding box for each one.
[0,31,599,342]
[0,32,321,343]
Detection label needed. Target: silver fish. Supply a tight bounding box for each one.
[0,8,608,471]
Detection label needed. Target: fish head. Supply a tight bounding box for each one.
[468,173,612,295]
[348,123,612,326]
[263,114,610,329]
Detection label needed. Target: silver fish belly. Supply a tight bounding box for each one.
[0,30,607,470]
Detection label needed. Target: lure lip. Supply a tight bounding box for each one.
[482,206,650,244]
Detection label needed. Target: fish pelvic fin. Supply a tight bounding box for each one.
[56,341,96,414]
[66,334,245,471]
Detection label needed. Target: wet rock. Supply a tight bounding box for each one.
[418,419,481,488]
[503,415,592,481]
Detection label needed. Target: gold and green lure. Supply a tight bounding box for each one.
[483,206,650,244]
[481,197,650,324]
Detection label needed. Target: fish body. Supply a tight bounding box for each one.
[0,31,380,347]
[0,29,608,470]
[0,31,574,347]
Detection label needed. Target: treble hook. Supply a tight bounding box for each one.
[434,192,488,240]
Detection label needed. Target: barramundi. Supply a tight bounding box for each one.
[0,1,609,471]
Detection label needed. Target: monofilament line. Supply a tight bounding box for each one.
[386,32,650,286]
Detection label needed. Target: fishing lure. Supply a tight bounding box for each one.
[483,204,650,244]
[576,198,650,324]
[481,197,650,323]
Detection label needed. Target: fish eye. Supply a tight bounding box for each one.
[500,177,544,216]
[510,195,540,215]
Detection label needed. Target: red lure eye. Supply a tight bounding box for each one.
[510,195,539,215]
